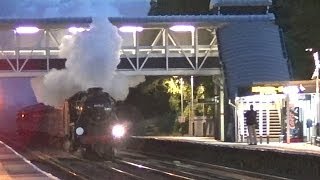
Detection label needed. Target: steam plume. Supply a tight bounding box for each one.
[10,0,150,106]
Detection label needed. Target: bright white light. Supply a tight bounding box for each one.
[112,124,125,138]
[15,26,40,34]
[68,27,89,34]
[170,25,195,32]
[64,35,73,39]
[119,26,143,33]
[283,86,300,95]
[76,127,84,136]
[313,52,319,66]
[299,84,306,92]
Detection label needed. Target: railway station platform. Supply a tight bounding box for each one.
[128,136,320,179]
[0,141,57,180]
[137,136,320,156]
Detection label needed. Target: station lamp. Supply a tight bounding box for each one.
[169,25,195,32]
[68,27,89,34]
[305,48,320,131]
[15,26,40,34]
[119,26,143,33]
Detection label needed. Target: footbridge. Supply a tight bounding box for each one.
[0,14,274,78]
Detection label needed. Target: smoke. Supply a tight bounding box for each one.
[0,0,151,106]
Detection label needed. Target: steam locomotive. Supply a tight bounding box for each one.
[16,87,129,159]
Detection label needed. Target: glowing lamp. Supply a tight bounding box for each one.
[283,86,300,95]
[169,25,195,32]
[15,26,40,34]
[112,124,125,138]
[68,27,88,34]
[119,26,143,33]
[314,52,319,66]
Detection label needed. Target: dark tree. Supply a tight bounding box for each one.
[274,0,320,79]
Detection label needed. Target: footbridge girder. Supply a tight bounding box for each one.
[0,15,275,77]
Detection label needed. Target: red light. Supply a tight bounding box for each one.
[21,114,25,118]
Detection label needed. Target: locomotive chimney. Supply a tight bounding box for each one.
[87,87,103,95]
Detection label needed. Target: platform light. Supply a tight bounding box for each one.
[68,27,89,34]
[119,26,143,33]
[169,25,195,32]
[112,124,125,138]
[76,127,84,136]
[15,26,40,34]
[283,86,300,95]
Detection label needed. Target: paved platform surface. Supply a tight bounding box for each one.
[0,141,58,180]
[137,136,320,157]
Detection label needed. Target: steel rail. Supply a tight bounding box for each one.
[115,155,233,180]
[33,153,90,180]
[71,155,144,180]
[114,159,195,180]
[121,150,291,180]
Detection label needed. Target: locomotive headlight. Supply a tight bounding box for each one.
[76,127,84,136]
[112,124,125,138]
[104,107,112,111]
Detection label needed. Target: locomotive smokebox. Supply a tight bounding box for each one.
[87,87,103,94]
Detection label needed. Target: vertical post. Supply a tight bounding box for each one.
[162,28,165,54]
[286,94,291,144]
[213,76,218,138]
[234,102,238,143]
[189,76,194,136]
[266,101,270,144]
[312,51,320,137]
[180,78,184,122]
[14,31,20,71]
[229,99,238,142]
[238,100,244,142]
[220,77,225,141]
[165,28,169,71]
[45,30,50,71]
[194,28,198,69]
[259,97,263,144]
[316,70,319,125]
[135,30,139,70]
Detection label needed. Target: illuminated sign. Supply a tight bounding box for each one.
[252,84,305,95]
[252,86,284,95]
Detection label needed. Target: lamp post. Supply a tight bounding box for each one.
[306,48,320,132]
[180,77,184,123]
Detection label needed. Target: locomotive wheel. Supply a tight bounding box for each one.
[63,139,73,152]
[102,145,115,160]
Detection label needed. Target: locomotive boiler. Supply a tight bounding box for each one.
[16,87,129,159]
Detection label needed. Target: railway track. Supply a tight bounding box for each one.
[32,150,202,179]
[0,132,199,179]
[116,150,292,180]
[0,132,292,179]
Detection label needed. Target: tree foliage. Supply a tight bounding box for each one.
[273,0,320,79]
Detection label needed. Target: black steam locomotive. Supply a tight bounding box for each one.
[68,87,128,158]
[17,87,129,159]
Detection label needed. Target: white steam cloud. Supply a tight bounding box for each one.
[0,0,150,106]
